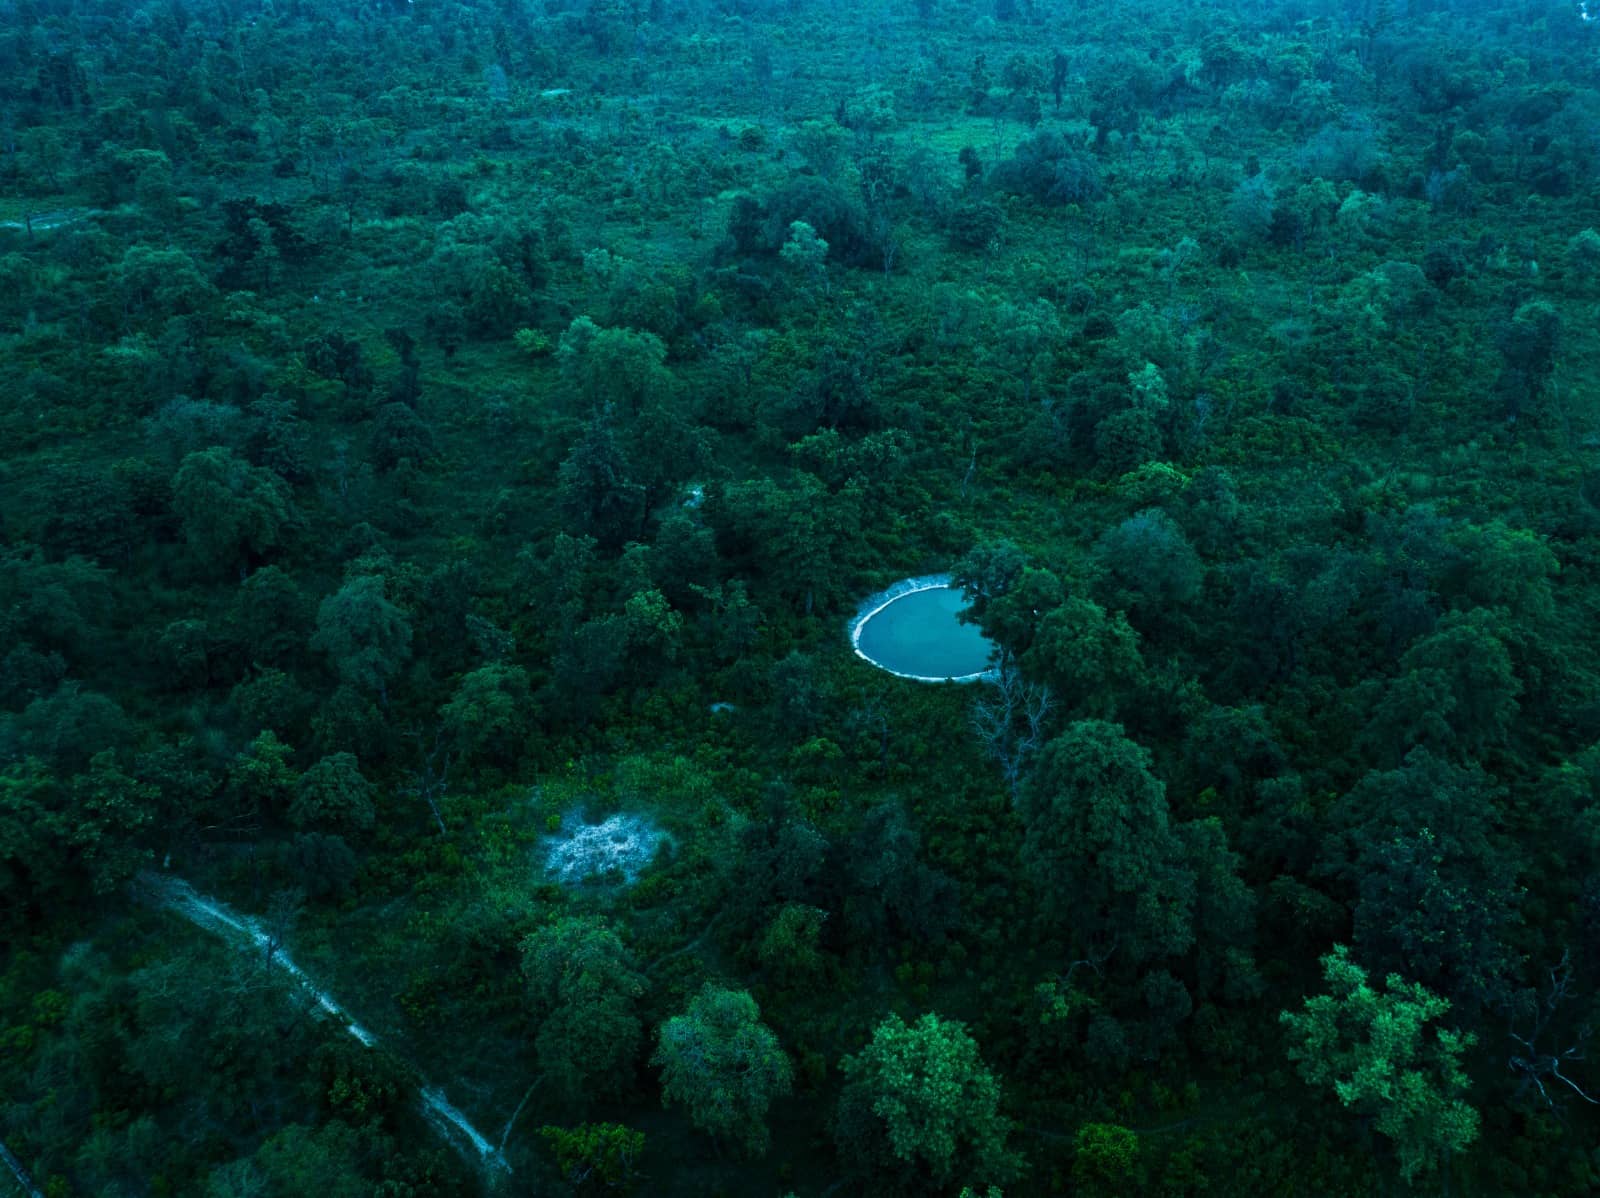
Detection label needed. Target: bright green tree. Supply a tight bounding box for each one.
[1072,1123,1140,1196]
[654,984,793,1155]
[1280,944,1479,1181]
[836,1012,1021,1191]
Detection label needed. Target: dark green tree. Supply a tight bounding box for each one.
[310,576,413,705]
[521,917,646,1103]
[440,663,534,767]
[171,448,296,572]
[1019,720,1194,963]
[290,753,376,834]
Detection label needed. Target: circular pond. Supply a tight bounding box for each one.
[850,576,997,682]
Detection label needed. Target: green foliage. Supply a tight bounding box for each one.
[757,902,828,981]
[521,916,646,1103]
[1020,721,1195,964]
[654,983,793,1155]
[836,1012,1021,1191]
[1280,945,1479,1181]
[171,448,296,571]
[1072,1123,1141,1196]
[1021,596,1142,714]
[7,1,1600,1192]
[440,663,534,766]
[291,753,376,833]
[539,1122,645,1192]
[0,751,151,906]
[310,575,413,699]
[229,729,299,816]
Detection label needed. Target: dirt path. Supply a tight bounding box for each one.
[0,208,98,232]
[134,872,513,1180]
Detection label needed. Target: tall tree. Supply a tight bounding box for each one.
[521,917,646,1104]
[171,448,296,573]
[310,576,412,705]
[836,1012,1021,1193]
[1281,944,1479,1182]
[653,984,792,1155]
[1019,720,1195,964]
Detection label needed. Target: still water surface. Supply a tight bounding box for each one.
[854,585,995,680]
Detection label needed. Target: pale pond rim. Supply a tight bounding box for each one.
[849,575,999,682]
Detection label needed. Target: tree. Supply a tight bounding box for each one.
[1093,508,1202,618]
[842,800,961,949]
[1019,721,1195,964]
[1376,609,1521,757]
[310,575,413,704]
[952,541,1029,630]
[1352,828,1521,1014]
[757,903,829,982]
[653,984,793,1155]
[116,245,215,318]
[290,753,375,834]
[710,475,861,614]
[1325,750,1518,1010]
[440,663,534,766]
[836,1012,1021,1192]
[1180,817,1261,1000]
[557,404,644,546]
[780,220,830,294]
[2,761,68,908]
[1020,596,1141,715]
[521,917,646,1103]
[538,1123,645,1193]
[560,320,671,412]
[1072,1123,1141,1197]
[1495,299,1561,421]
[171,448,296,572]
[226,566,309,667]
[985,299,1060,403]
[227,729,298,822]
[1280,945,1479,1182]
[990,132,1103,206]
[970,661,1054,800]
[5,683,132,771]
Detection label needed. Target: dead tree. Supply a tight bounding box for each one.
[971,659,1054,801]
[1509,950,1598,1111]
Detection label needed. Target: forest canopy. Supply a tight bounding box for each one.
[2,0,1600,1193]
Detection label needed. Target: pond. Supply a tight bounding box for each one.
[850,576,998,682]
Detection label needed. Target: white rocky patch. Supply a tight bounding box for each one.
[543,812,667,886]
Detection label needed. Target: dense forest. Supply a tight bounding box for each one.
[3,0,1600,1192]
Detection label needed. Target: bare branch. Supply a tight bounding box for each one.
[1508,949,1597,1112]
[971,659,1054,801]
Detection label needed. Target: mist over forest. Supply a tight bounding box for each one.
[2,0,1600,1193]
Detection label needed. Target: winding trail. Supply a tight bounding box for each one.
[134,872,510,1177]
